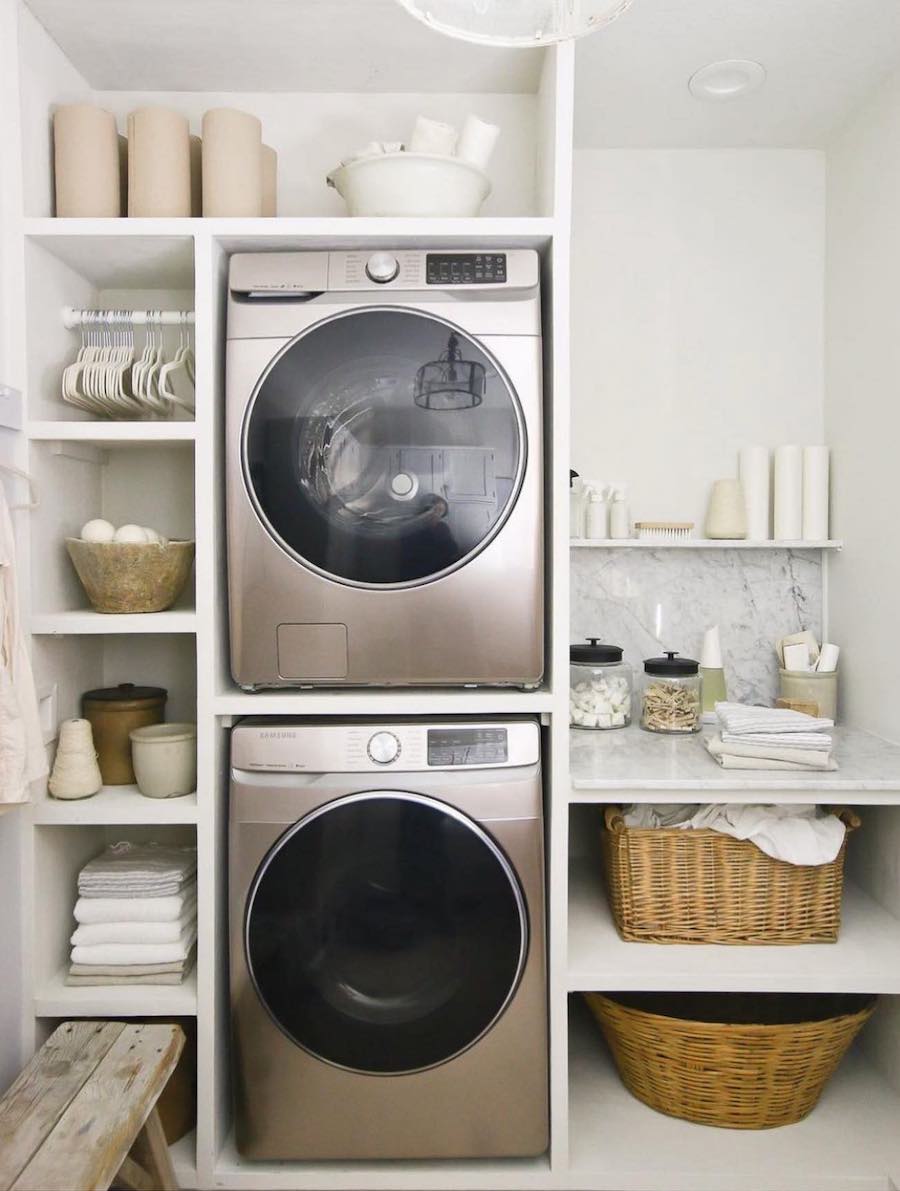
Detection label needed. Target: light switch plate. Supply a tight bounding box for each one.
[0,384,23,431]
[37,683,59,744]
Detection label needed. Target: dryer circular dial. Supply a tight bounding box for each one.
[365,252,400,284]
[367,731,400,764]
[244,791,529,1075]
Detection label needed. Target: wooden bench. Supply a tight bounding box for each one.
[0,1021,185,1191]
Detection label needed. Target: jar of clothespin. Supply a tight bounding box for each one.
[641,652,702,735]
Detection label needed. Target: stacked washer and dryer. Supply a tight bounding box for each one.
[225,249,548,1160]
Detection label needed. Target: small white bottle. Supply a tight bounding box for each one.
[609,487,631,539]
[586,490,610,539]
[570,471,586,539]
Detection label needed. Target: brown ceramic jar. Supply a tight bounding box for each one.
[81,683,167,785]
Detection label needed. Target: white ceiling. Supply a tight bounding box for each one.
[575,0,900,148]
[22,0,543,94]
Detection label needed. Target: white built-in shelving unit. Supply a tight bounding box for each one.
[2,1,900,1190]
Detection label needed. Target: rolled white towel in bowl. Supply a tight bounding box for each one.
[408,115,458,156]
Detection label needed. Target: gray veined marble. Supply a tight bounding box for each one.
[571,547,823,706]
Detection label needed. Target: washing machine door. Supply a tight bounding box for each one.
[244,791,529,1074]
[242,307,526,587]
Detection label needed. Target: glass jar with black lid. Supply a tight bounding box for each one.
[641,651,702,734]
[570,639,633,729]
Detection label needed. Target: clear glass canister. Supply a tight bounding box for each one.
[570,640,633,729]
[641,652,702,734]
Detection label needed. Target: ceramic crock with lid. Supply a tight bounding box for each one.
[570,639,633,729]
[81,682,167,785]
[641,651,701,734]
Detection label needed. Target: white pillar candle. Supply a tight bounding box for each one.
[802,445,830,541]
[774,445,803,540]
[739,445,770,540]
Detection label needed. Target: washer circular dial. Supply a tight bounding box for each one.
[366,252,400,283]
[367,731,400,764]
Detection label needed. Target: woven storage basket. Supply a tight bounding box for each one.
[600,806,860,944]
[585,992,876,1129]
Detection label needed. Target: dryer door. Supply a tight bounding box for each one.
[244,791,529,1074]
[242,308,526,588]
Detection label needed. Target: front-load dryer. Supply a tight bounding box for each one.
[225,250,543,688]
[229,717,548,1160]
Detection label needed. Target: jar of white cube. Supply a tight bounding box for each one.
[570,640,633,730]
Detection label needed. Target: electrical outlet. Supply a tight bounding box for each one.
[37,683,59,744]
[0,384,23,432]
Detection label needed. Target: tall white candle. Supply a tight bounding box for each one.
[802,445,830,541]
[774,445,803,540]
[739,445,770,540]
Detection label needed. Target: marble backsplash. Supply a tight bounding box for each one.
[571,548,823,706]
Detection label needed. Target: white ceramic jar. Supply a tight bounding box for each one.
[130,722,197,798]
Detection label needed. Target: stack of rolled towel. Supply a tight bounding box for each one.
[67,841,197,987]
[706,702,837,771]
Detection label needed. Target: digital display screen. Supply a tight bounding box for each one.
[426,253,507,285]
[427,728,508,766]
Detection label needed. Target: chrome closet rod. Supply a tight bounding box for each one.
[62,307,196,330]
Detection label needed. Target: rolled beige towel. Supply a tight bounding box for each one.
[128,107,191,217]
[54,104,122,217]
[202,108,262,216]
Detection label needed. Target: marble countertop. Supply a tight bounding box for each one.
[570,725,900,793]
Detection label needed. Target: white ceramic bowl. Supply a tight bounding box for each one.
[130,722,197,799]
[327,152,491,217]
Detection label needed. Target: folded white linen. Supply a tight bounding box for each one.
[78,842,196,898]
[623,803,845,865]
[720,730,832,751]
[707,734,835,769]
[71,923,197,966]
[715,702,833,736]
[69,958,189,976]
[65,972,186,986]
[71,906,196,946]
[73,882,196,924]
[709,751,839,773]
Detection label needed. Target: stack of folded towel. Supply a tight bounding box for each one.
[67,841,197,986]
[705,702,837,771]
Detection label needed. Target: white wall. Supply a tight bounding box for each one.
[571,149,825,530]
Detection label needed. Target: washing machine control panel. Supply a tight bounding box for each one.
[231,721,539,772]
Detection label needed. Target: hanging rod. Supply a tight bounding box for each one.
[62,307,196,330]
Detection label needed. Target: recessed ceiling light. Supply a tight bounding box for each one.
[689,59,767,102]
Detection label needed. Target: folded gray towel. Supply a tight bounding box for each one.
[78,842,197,898]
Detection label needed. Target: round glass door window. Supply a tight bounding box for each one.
[244,792,528,1074]
[242,308,526,587]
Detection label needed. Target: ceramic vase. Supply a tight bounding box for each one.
[705,479,748,540]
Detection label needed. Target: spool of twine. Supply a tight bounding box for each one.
[49,719,103,800]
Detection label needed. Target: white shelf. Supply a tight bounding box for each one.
[568,857,900,994]
[570,539,843,550]
[32,786,198,825]
[569,726,900,800]
[28,420,195,444]
[31,609,197,635]
[34,966,197,1018]
[170,1131,197,1191]
[25,216,558,246]
[567,1004,900,1191]
[214,687,556,716]
[215,1133,550,1191]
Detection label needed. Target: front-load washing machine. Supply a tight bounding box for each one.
[229,717,548,1160]
[225,249,543,689]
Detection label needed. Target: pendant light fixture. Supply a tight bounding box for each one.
[415,333,486,410]
[394,0,634,48]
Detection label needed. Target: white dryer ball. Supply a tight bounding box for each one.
[113,524,150,544]
[141,527,162,544]
[80,519,115,543]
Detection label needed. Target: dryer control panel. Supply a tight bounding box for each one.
[231,719,539,773]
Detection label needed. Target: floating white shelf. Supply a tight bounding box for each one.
[31,609,197,635]
[570,538,843,550]
[568,858,900,994]
[31,786,198,825]
[33,966,197,1018]
[28,420,196,444]
[567,1005,900,1191]
[214,687,555,716]
[214,1134,550,1191]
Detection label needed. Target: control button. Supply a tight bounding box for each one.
[365,252,400,284]
[367,731,401,764]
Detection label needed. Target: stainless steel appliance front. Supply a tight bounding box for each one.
[225,249,544,688]
[229,717,548,1160]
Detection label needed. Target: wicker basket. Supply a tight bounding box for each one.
[600,805,860,945]
[585,992,876,1129]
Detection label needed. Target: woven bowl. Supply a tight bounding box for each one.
[66,538,195,614]
[585,991,876,1129]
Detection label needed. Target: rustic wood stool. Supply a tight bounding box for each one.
[0,1020,185,1191]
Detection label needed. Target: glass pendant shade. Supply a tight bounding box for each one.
[395,0,634,47]
[415,333,486,410]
